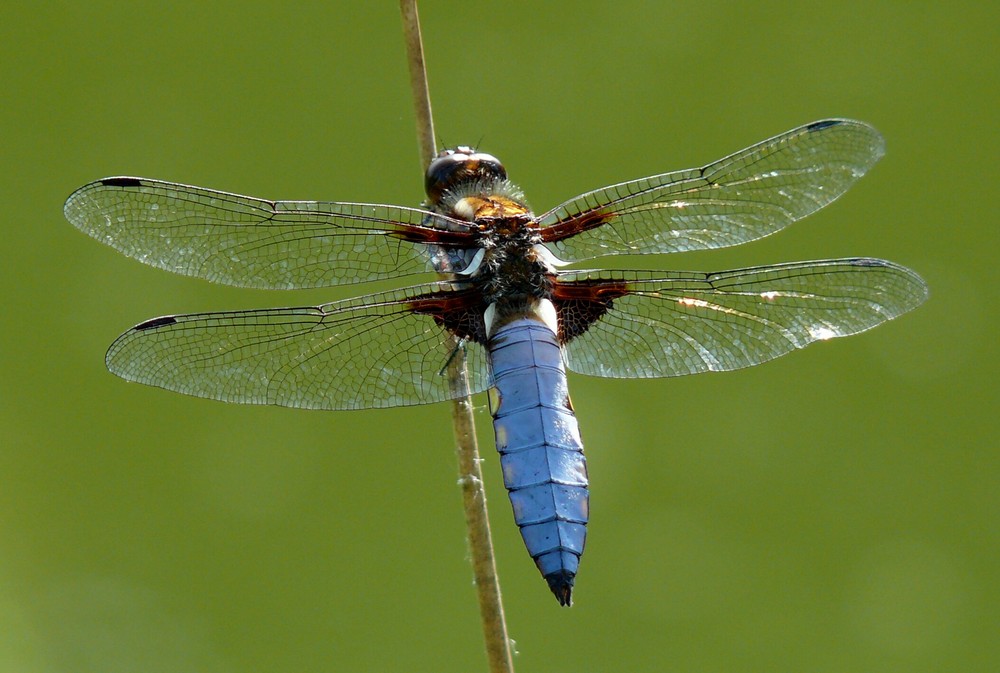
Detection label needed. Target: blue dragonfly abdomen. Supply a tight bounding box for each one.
[488,316,589,606]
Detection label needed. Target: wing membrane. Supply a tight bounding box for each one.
[558,258,928,378]
[64,178,476,289]
[105,283,491,410]
[539,119,885,261]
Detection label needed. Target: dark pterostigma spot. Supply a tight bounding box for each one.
[100,177,144,187]
[135,316,177,331]
[806,119,841,132]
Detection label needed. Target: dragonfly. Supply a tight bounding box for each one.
[65,119,928,606]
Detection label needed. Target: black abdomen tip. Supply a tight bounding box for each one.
[546,571,575,607]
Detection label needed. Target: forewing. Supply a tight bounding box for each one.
[64,178,477,289]
[538,119,885,260]
[105,283,491,410]
[556,259,928,378]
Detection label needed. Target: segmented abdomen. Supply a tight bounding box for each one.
[488,318,589,606]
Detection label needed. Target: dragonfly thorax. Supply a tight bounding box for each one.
[425,148,551,307]
[465,211,554,307]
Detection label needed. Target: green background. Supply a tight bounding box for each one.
[2,1,996,671]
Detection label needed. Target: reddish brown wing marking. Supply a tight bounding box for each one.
[538,209,615,244]
[551,279,630,342]
[386,225,480,246]
[408,288,490,345]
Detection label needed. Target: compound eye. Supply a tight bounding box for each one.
[469,153,507,182]
[425,151,471,200]
[424,148,507,202]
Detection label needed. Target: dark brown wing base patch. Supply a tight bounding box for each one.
[551,280,630,342]
[407,288,489,345]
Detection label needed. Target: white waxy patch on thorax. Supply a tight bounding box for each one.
[534,298,559,334]
[484,302,498,338]
[532,243,568,270]
[452,198,476,221]
[485,298,560,339]
[456,248,485,277]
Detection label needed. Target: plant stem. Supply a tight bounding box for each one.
[398,3,514,672]
[399,0,435,166]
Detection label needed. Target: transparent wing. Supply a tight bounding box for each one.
[105,283,491,410]
[538,119,885,261]
[64,177,478,289]
[557,258,928,378]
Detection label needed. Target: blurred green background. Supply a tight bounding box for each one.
[1,1,996,671]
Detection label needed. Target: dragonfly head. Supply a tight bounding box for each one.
[425,146,507,204]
